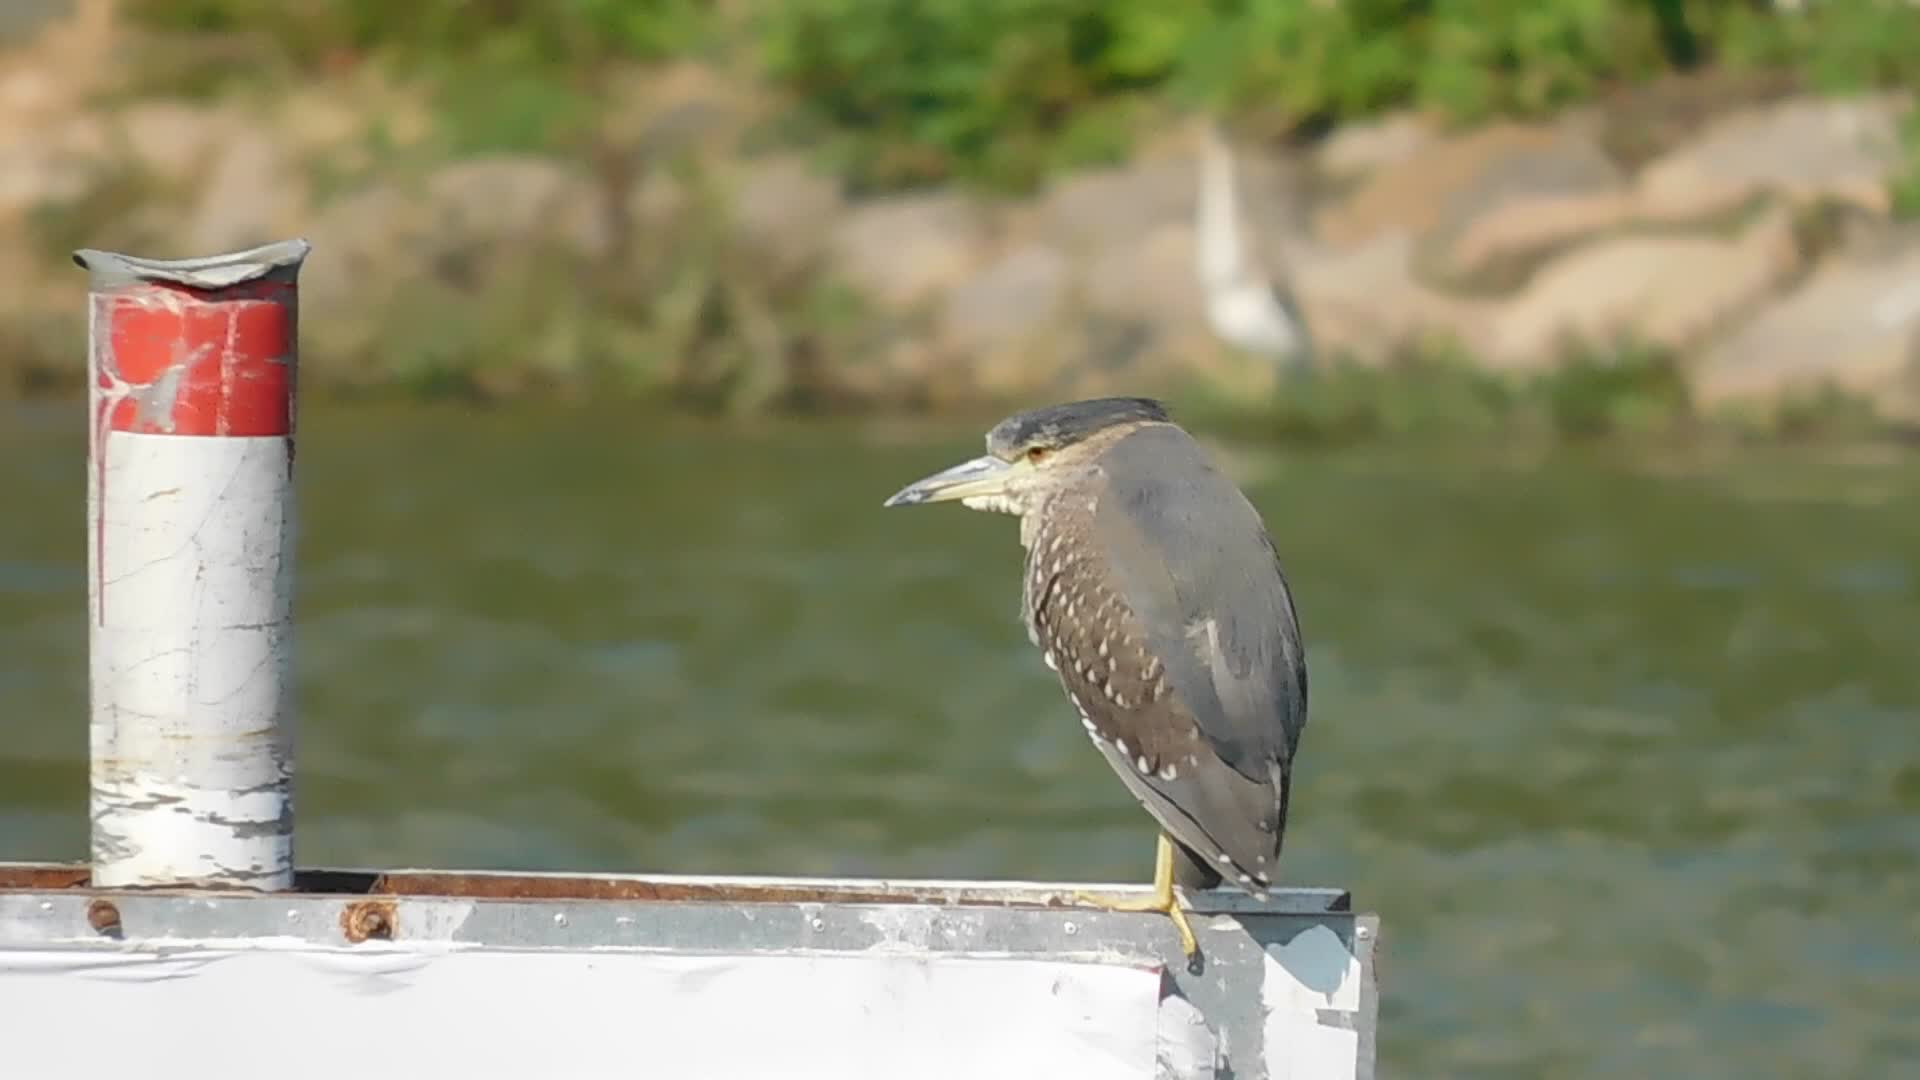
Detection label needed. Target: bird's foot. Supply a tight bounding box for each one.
[1069,888,1200,961]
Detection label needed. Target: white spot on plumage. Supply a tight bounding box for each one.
[1096,639,1109,659]
[1043,650,1057,671]
[1134,755,1151,773]
[1116,739,1129,757]
[1158,762,1177,781]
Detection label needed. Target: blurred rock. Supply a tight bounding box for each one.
[1636,94,1911,220]
[301,70,437,155]
[112,102,235,186]
[729,154,844,273]
[0,1,72,45]
[1314,111,1438,181]
[424,156,610,260]
[625,167,689,238]
[0,113,103,219]
[1421,126,1630,286]
[937,244,1069,356]
[1317,122,1622,251]
[1694,238,1920,415]
[0,0,109,113]
[1594,68,1798,169]
[183,130,304,255]
[600,61,755,159]
[1487,206,1799,369]
[1291,232,1498,363]
[831,192,990,309]
[0,7,109,218]
[1444,190,1638,280]
[1034,158,1193,251]
[0,219,46,320]
[300,184,434,352]
[301,158,609,341]
[1083,222,1207,331]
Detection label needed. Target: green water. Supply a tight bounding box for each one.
[4,401,1919,1077]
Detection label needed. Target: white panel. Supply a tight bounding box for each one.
[1262,924,1363,1080]
[0,945,1162,1080]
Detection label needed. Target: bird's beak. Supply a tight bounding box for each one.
[882,454,1013,507]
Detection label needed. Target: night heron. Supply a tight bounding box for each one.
[883,397,1308,960]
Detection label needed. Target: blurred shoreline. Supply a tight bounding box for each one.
[2,2,1918,445]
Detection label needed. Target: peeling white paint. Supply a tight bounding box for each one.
[395,900,479,943]
[1260,924,1362,1080]
[1155,991,1218,1080]
[88,433,295,890]
[856,904,950,952]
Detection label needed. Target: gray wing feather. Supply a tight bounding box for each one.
[1088,425,1309,880]
[1095,426,1307,769]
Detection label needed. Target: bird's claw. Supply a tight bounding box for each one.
[1070,889,1201,960]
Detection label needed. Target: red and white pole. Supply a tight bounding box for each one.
[73,239,310,891]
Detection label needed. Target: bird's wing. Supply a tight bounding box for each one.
[1095,426,1307,767]
[1081,425,1309,879]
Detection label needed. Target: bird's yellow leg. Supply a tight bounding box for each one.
[1072,832,1200,959]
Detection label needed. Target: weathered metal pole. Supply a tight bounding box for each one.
[73,238,310,891]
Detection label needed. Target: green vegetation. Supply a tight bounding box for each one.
[1174,341,1893,448]
[126,0,1920,193]
[1894,105,1920,220]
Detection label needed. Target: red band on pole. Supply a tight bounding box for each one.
[95,279,297,438]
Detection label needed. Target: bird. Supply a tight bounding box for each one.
[883,396,1309,960]
[1194,120,1314,370]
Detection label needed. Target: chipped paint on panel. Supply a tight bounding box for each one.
[1260,924,1363,1080]
[855,902,952,953]
[0,873,1376,1079]
[1155,988,1219,1080]
[395,899,479,943]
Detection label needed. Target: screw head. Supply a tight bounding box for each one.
[86,899,122,936]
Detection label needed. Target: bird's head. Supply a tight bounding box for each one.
[883,397,1171,517]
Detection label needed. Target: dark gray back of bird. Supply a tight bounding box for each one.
[1027,422,1309,894]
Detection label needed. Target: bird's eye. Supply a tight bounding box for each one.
[1026,446,1051,465]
